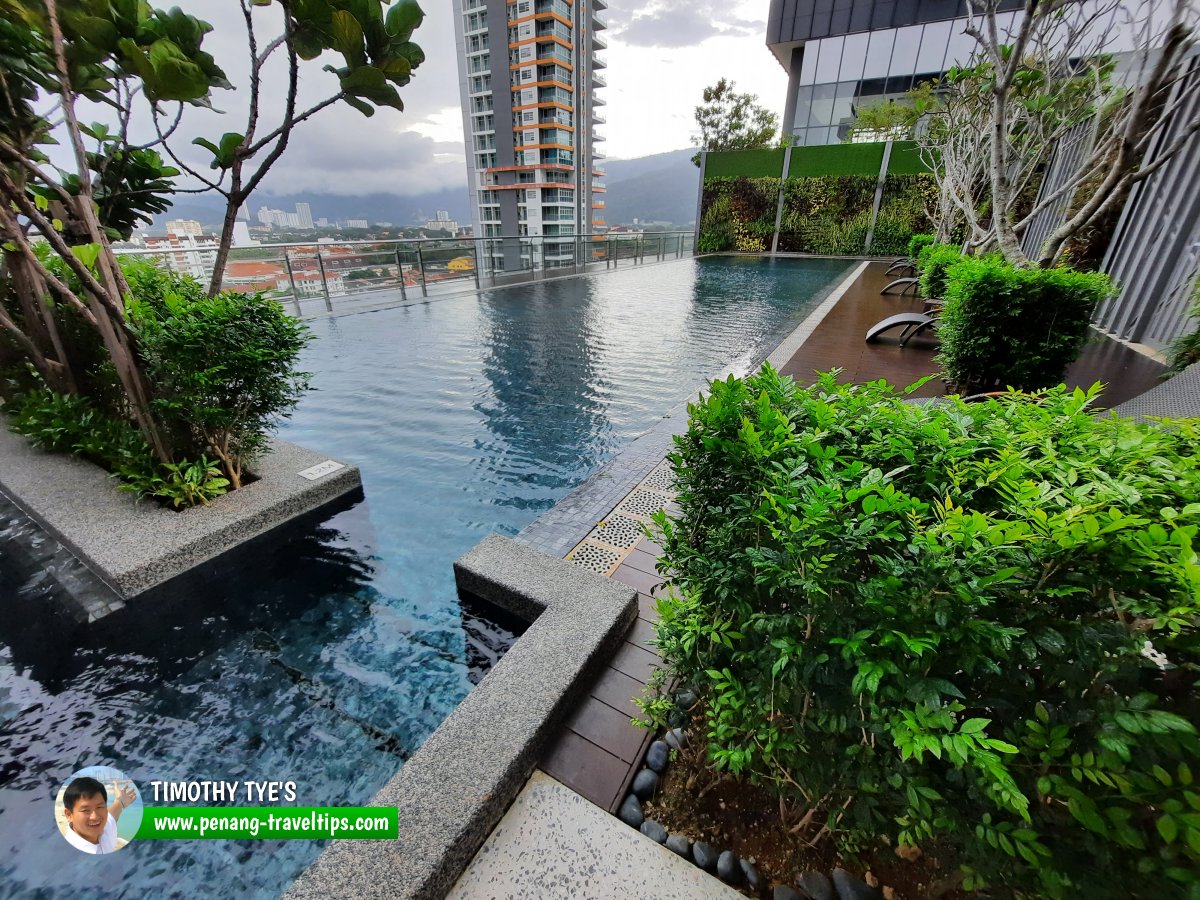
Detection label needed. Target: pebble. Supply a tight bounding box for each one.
[665,727,690,750]
[692,840,718,872]
[631,768,659,800]
[617,794,643,829]
[798,871,833,900]
[639,819,668,843]
[646,740,670,773]
[717,850,743,884]
[832,868,882,900]
[740,859,763,893]
[665,834,691,858]
[774,887,802,900]
[675,689,697,710]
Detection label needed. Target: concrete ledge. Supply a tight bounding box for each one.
[0,424,362,599]
[286,535,637,900]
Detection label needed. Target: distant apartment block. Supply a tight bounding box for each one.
[257,203,314,229]
[345,219,369,229]
[165,218,203,236]
[766,0,1022,145]
[453,0,608,270]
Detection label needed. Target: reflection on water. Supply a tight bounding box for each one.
[1,256,850,898]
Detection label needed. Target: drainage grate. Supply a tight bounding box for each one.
[640,462,677,494]
[617,489,669,520]
[566,541,621,575]
[588,514,647,550]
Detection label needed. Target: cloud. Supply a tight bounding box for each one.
[611,0,765,49]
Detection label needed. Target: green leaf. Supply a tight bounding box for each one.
[330,10,365,62]
[960,718,990,734]
[385,0,424,41]
[1157,815,1178,844]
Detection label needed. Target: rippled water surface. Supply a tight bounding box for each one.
[0,256,851,898]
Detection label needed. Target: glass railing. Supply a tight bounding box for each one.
[534,0,572,20]
[591,71,606,87]
[114,233,698,314]
[536,24,572,41]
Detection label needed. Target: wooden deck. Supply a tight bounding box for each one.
[536,258,1167,814]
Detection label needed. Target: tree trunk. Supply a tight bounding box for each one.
[5,251,78,394]
[207,192,244,297]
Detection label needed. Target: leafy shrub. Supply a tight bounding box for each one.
[906,233,935,260]
[936,258,1114,391]
[698,194,736,253]
[124,263,312,487]
[7,387,229,508]
[649,366,1200,897]
[1166,285,1200,374]
[916,243,962,299]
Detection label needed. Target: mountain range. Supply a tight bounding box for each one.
[149,148,700,233]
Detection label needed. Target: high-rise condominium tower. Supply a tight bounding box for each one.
[453,0,608,271]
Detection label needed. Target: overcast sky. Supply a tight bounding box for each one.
[135,0,786,198]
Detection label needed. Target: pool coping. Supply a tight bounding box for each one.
[0,424,363,606]
[284,535,637,900]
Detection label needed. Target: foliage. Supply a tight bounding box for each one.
[692,78,779,167]
[906,234,935,261]
[843,84,938,143]
[698,173,933,257]
[124,263,312,488]
[916,0,1199,266]
[6,386,229,508]
[936,257,1114,390]
[1167,283,1200,375]
[916,243,963,299]
[648,365,1200,897]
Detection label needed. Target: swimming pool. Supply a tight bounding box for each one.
[0,255,853,897]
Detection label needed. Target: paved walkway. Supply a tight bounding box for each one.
[448,772,739,900]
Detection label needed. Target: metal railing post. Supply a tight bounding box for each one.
[283,252,301,316]
[473,239,482,289]
[316,250,333,312]
[395,247,408,302]
[677,233,683,258]
[415,242,428,297]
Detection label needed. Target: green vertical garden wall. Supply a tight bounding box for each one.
[698,142,936,256]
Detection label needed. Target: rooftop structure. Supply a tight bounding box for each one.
[766,0,1022,145]
[453,0,608,271]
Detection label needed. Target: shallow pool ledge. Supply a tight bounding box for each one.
[0,423,362,602]
[286,535,637,900]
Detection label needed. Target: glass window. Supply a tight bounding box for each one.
[808,82,836,127]
[792,85,814,128]
[814,36,843,83]
[838,32,868,84]
[831,80,856,129]
[863,29,895,79]
[800,43,818,84]
[889,25,922,77]
[916,20,952,75]
[943,23,977,70]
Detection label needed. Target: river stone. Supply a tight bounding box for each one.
[692,840,718,871]
[639,819,668,843]
[665,727,690,750]
[668,708,688,728]
[617,794,644,829]
[740,859,763,893]
[798,870,833,900]
[665,834,691,857]
[717,850,743,884]
[646,740,670,773]
[631,767,659,800]
[774,887,802,900]
[675,689,697,710]
[831,868,881,900]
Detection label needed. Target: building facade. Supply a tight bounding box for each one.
[766,0,1022,145]
[453,0,608,271]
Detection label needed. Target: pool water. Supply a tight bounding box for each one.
[0,256,852,898]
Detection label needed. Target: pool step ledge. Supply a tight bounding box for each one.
[0,422,363,605]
